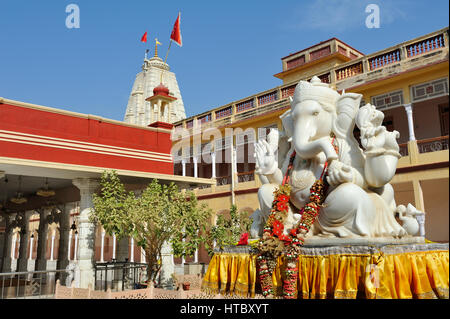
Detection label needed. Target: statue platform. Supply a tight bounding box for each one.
[303,235,425,246]
[201,242,449,299]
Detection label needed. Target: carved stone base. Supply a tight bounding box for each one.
[303,236,425,247]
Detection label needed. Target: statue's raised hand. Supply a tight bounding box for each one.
[327,160,353,187]
[254,139,278,175]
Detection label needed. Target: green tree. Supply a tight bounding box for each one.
[91,170,212,283]
[205,204,252,255]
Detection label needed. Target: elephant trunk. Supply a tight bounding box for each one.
[293,119,338,160]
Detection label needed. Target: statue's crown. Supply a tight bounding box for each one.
[293,76,340,109]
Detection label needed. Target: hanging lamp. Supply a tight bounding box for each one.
[10,176,27,204]
[36,177,56,197]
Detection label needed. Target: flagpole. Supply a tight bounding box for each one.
[160,39,172,84]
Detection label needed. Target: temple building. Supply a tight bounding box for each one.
[123,44,186,126]
[172,26,449,263]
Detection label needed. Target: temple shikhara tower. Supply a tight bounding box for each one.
[123,43,186,126]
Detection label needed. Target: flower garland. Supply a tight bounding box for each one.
[256,136,336,298]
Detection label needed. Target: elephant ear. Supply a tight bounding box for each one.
[332,92,363,139]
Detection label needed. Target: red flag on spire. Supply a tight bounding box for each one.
[170,12,182,47]
[141,31,148,43]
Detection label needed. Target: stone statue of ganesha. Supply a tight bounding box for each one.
[250,76,423,244]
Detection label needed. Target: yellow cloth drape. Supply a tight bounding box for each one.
[201,252,257,297]
[201,245,449,299]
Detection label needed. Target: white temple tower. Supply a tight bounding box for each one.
[123,46,186,125]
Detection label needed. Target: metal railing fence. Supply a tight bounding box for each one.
[0,269,67,299]
[94,261,148,292]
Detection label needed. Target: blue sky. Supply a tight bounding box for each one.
[0,0,448,120]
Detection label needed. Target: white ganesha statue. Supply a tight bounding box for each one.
[251,76,423,243]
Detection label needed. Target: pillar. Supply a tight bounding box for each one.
[160,241,174,289]
[29,234,35,260]
[130,237,134,262]
[403,103,416,141]
[100,228,106,262]
[1,214,16,273]
[35,209,51,271]
[18,211,33,272]
[72,178,100,289]
[112,232,116,260]
[50,229,56,261]
[193,156,198,178]
[117,237,129,262]
[211,152,216,178]
[57,203,72,271]
[181,159,186,177]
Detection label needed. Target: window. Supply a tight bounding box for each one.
[411,78,449,102]
[371,90,404,110]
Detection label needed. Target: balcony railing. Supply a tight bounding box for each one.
[406,33,445,58]
[417,135,449,154]
[335,28,448,85]
[216,175,231,186]
[237,171,255,183]
[368,49,401,71]
[399,143,408,157]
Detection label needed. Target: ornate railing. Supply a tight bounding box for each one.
[216,176,231,186]
[336,61,363,80]
[406,33,445,58]
[368,49,401,70]
[399,143,408,157]
[417,135,449,154]
[237,171,255,183]
[335,28,448,82]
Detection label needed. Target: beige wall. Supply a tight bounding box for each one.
[422,178,449,242]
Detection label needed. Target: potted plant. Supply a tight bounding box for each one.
[182,282,190,291]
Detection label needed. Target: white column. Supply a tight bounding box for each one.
[141,248,146,264]
[181,159,186,177]
[193,156,198,178]
[73,231,78,261]
[100,229,105,262]
[112,232,116,260]
[211,152,216,178]
[11,233,17,260]
[404,103,416,141]
[233,146,238,183]
[29,234,34,260]
[194,249,198,264]
[72,178,99,288]
[160,241,175,289]
[130,237,134,262]
[67,232,72,260]
[231,146,236,205]
[50,230,56,261]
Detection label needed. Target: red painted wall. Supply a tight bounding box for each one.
[0,103,173,174]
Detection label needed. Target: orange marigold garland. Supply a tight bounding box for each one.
[257,136,335,298]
